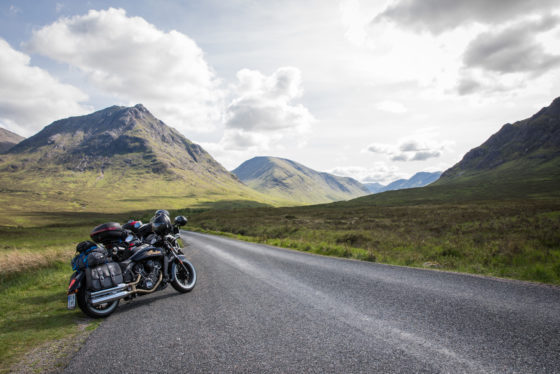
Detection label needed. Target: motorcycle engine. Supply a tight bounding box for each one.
[134,260,162,290]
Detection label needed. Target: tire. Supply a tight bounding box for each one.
[171,260,196,293]
[77,287,119,318]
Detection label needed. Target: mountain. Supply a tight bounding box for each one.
[364,172,441,194]
[433,96,560,200]
[349,96,560,205]
[0,128,24,153]
[440,97,560,181]
[381,171,442,192]
[0,104,272,217]
[8,104,232,178]
[233,156,370,204]
[363,182,385,194]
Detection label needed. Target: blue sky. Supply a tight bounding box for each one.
[1,1,559,183]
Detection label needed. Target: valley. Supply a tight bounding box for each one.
[1,97,559,372]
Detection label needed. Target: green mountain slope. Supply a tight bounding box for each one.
[0,105,274,222]
[439,97,560,181]
[347,96,560,206]
[0,128,24,153]
[233,156,370,204]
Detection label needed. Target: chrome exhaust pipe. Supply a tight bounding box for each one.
[90,274,160,306]
[91,284,128,298]
[91,290,131,306]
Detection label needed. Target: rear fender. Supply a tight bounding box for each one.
[67,271,84,295]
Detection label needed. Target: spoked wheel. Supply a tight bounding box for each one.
[171,260,196,293]
[77,287,119,318]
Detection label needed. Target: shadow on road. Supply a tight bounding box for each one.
[112,289,186,314]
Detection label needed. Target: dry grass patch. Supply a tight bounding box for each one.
[0,247,74,276]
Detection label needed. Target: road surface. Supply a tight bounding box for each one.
[64,231,560,373]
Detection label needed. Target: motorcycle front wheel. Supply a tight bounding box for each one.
[77,287,119,318]
[171,260,196,293]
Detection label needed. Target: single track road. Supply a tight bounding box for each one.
[64,231,560,373]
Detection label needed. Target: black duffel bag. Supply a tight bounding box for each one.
[86,262,124,291]
[71,243,109,271]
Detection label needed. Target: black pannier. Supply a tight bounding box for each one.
[71,244,109,271]
[86,262,124,291]
[90,222,124,245]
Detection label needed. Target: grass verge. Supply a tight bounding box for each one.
[0,263,96,373]
[189,199,560,285]
[0,216,125,373]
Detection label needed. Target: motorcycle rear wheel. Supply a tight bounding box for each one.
[171,260,196,293]
[77,287,119,318]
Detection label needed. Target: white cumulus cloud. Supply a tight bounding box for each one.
[329,163,405,184]
[203,67,315,169]
[225,67,313,133]
[0,38,89,136]
[221,67,314,149]
[365,136,452,162]
[25,8,222,133]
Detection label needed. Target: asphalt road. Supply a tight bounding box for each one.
[64,231,560,373]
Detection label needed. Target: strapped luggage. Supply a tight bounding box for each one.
[86,262,124,291]
[71,244,109,271]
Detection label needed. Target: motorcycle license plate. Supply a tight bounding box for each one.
[67,294,76,310]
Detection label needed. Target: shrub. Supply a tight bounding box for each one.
[335,232,370,248]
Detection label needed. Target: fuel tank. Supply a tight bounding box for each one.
[129,244,164,262]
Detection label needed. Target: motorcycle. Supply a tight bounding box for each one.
[67,214,196,318]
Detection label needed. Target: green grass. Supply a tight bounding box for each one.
[0,213,142,372]
[0,263,93,373]
[189,199,560,284]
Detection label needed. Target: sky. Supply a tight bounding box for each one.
[0,0,559,184]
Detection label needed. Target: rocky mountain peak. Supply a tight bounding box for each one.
[0,127,24,153]
[3,104,232,179]
[440,96,560,180]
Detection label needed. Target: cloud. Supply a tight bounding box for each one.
[329,163,405,184]
[0,38,89,136]
[221,67,314,149]
[375,100,407,114]
[25,8,222,133]
[456,75,483,95]
[9,5,21,14]
[225,67,313,132]
[365,137,450,162]
[463,15,560,76]
[375,0,560,34]
[200,67,314,169]
[411,150,441,161]
[219,129,275,151]
[365,143,393,154]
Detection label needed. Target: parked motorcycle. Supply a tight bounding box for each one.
[67,213,196,318]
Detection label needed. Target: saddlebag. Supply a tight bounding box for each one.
[86,262,124,291]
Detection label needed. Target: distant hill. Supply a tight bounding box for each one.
[0,104,272,218]
[347,96,560,205]
[363,182,385,194]
[0,128,24,153]
[364,171,442,193]
[233,156,370,204]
